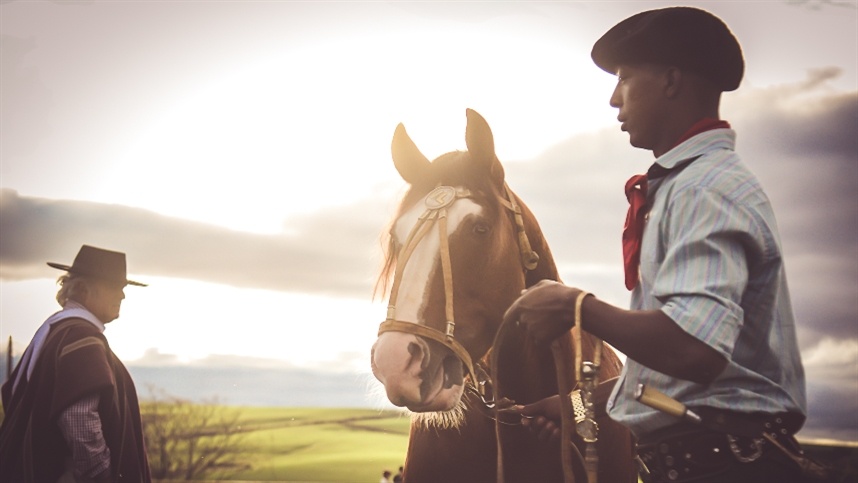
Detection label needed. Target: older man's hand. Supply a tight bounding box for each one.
[502,280,584,346]
[498,394,563,443]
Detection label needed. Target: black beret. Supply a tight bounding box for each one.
[591,7,744,92]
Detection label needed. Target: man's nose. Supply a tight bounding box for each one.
[609,84,622,108]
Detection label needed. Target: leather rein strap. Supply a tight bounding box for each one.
[553,291,603,483]
[572,293,602,483]
[377,183,538,403]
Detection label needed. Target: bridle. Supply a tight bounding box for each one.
[377,182,602,483]
[377,183,539,405]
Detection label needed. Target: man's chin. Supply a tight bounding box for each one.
[628,136,652,151]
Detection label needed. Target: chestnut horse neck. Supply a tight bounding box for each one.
[377,182,539,405]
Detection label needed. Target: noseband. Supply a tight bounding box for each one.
[377,183,538,404]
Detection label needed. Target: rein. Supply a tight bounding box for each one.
[571,293,602,483]
[553,292,603,483]
[377,183,538,405]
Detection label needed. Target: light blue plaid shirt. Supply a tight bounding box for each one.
[606,129,807,437]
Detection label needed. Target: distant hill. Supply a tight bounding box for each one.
[1,351,389,409]
[127,364,386,408]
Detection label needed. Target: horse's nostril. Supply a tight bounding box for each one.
[408,339,431,371]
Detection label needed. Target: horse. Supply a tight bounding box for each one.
[370,109,636,483]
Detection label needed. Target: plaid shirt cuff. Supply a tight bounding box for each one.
[57,394,112,478]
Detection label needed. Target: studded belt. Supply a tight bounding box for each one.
[634,409,802,483]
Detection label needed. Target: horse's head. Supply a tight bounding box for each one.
[371,109,547,414]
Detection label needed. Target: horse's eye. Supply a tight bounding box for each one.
[472,222,490,235]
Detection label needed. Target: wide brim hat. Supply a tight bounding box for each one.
[591,6,744,92]
[48,244,147,287]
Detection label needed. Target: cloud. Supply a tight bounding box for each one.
[131,348,184,367]
[723,75,858,346]
[786,0,858,11]
[0,188,392,299]
[803,338,858,405]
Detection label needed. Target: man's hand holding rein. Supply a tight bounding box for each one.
[503,280,591,346]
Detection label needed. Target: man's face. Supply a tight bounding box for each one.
[86,280,126,323]
[609,63,669,151]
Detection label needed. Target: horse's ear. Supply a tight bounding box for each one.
[465,109,505,185]
[392,123,431,184]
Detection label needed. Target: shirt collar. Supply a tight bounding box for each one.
[652,128,736,173]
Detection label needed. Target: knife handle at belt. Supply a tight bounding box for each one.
[635,384,702,424]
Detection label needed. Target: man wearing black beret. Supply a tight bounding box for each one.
[505,7,825,483]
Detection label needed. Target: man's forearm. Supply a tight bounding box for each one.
[580,296,727,384]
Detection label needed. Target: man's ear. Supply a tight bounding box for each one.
[664,67,682,99]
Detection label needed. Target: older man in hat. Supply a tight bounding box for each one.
[0,245,151,483]
[504,7,819,483]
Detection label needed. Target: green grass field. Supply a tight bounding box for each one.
[215,406,411,483]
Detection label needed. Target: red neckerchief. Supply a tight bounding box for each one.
[622,118,731,290]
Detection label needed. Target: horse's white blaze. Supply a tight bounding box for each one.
[392,192,481,322]
[372,189,482,411]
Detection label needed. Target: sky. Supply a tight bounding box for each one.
[1,0,856,441]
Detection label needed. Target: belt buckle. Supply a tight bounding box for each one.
[726,434,764,462]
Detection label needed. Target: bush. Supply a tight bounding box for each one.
[141,387,248,480]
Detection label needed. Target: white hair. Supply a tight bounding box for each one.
[55,274,93,306]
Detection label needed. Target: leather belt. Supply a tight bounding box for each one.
[635,409,805,482]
